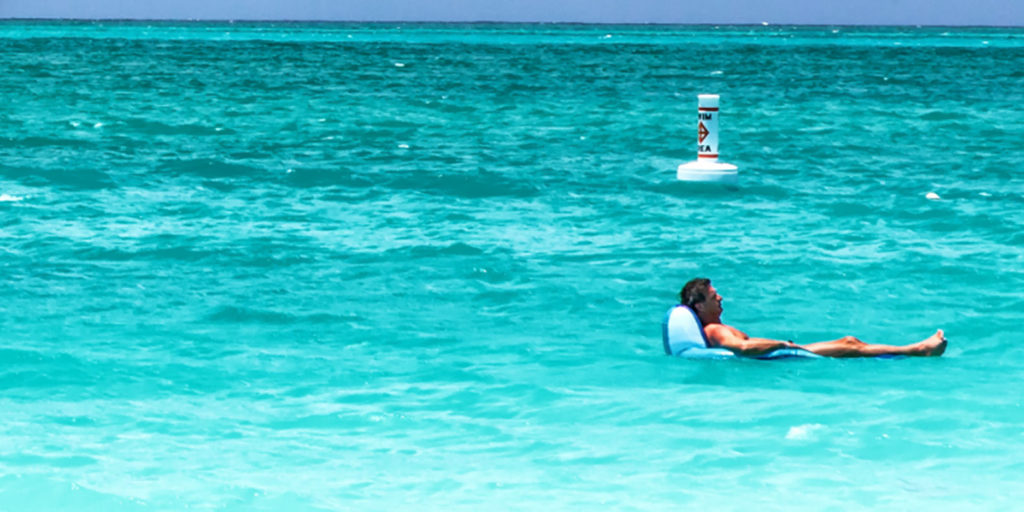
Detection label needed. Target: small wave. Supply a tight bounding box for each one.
[122,117,226,136]
[0,136,94,149]
[0,164,115,190]
[0,193,23,202]
[206,306,361,325]
[918,110,960,121]
[48,415,97,427]
[206,306,301,324]
[72,244,219,263]
[4,453,97,468]
[264,413,372,430]
[388,170,541,199]
[157,158,264,179]
[282,166,376,189]
[401,242,486,258]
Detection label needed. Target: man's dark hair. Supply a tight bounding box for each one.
[680,277,712,309]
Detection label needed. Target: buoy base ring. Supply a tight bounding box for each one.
[677,160,738,184]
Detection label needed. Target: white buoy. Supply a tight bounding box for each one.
[677,94,738,184]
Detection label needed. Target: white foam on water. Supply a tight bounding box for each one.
[786,424,825,441]
[926,192,941,200]
[394,62,405,68]
[0,194,23,202]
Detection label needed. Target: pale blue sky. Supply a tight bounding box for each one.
[2,0,1022,26]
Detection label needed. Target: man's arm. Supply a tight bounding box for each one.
[705,324,804,357]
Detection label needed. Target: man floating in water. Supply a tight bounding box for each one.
[681,278,947,357]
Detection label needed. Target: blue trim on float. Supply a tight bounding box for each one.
[661,307,673,355]
[675,346,822,360]
[751,347,823,360]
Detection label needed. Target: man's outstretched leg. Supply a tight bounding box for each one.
[801,330,947,358]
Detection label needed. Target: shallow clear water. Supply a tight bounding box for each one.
[1,20,1023,510]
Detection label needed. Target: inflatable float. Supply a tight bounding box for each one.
[662,305,821,360]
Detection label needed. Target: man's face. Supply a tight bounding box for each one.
[697,284,723,318]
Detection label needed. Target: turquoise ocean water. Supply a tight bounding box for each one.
[1,20,1023,510]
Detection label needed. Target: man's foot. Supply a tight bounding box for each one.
[909,329,947,356]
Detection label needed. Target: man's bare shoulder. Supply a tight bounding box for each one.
[702,323,726,347]
[703,323,726,335]
[704,323,748,341]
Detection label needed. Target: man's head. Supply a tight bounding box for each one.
[680,277,723,324]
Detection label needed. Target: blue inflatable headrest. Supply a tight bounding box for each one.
[662,305,709,355]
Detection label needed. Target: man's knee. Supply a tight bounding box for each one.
[841,335,865,346]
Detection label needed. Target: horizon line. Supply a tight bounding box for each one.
[1,18,1022,29]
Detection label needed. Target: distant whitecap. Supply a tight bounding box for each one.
[0,194,23,202]
[398,144,409,149]
[926,192,940,200]
[93,122,104,128]
[394,62,405,68]
[786,424,824,440]
[710,70,723,75]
